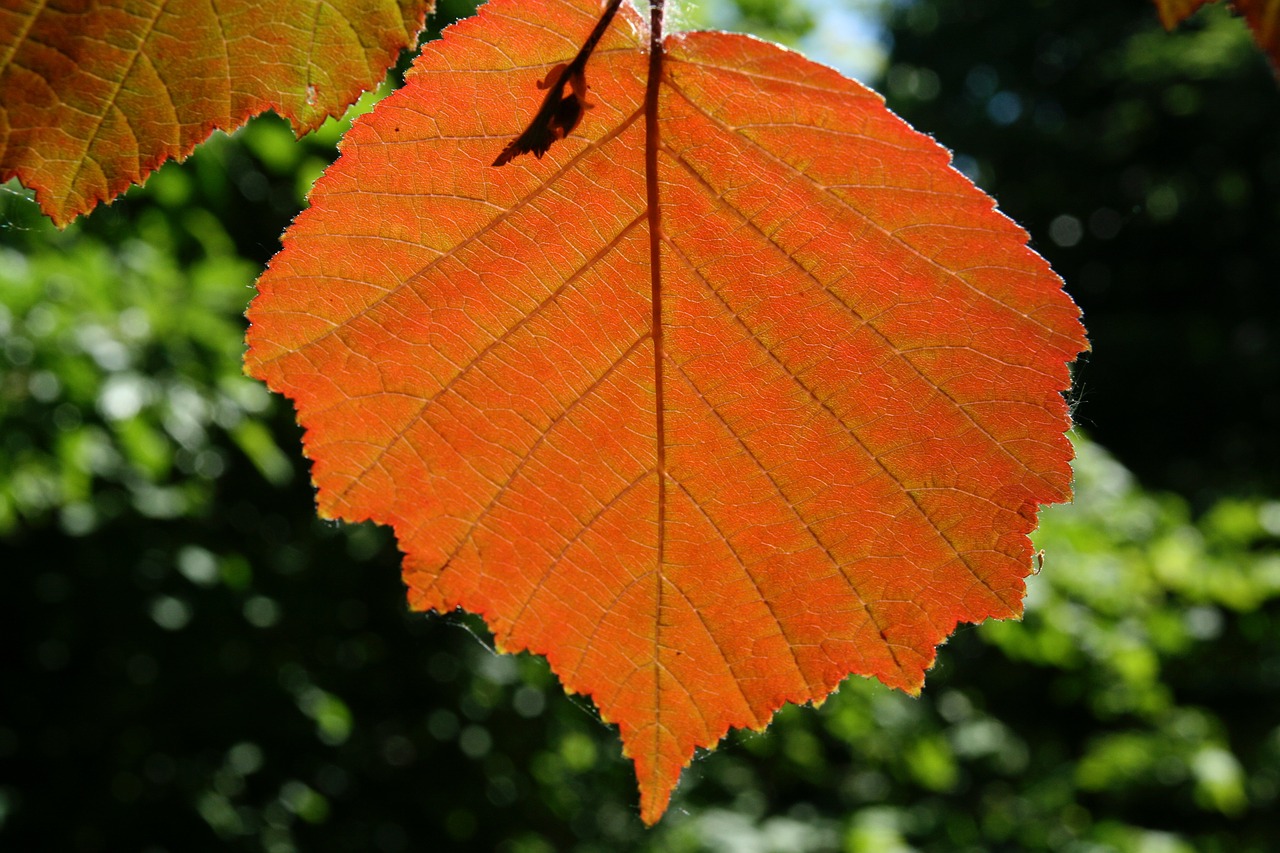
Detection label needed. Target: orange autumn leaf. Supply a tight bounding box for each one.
[1154,0,1280,71]
[245,0,1086,824]
[0,0,434,225]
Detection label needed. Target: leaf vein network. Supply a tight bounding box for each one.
[663,237,912,676]
[506,466,655,639]
[328,209,647,506]
[664,78,1076,350]
[663,83,1063,500]
[424,334,652,586]
[667,474,813,692]
[259,103,645,368]
[65,0,175,200]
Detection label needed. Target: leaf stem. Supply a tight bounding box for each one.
[575,0,624,70]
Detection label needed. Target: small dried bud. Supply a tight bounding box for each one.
[493,63,593,166]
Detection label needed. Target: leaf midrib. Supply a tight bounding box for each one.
[644,0,669,788]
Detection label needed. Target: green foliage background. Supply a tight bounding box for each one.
[3,1,1279,850]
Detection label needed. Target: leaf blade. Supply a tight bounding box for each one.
[246,0,1086,824]
[0,0,433,224]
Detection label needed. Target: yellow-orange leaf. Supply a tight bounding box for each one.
[0,0,433,225]
[246,0,1086,823]
[1154,0,1280,71]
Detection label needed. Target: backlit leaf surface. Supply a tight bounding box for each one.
[1154,0,1280,70]
[0,0,434,224]
[246,0,1086,822]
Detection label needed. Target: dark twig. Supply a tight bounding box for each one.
[493,0,626,166]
